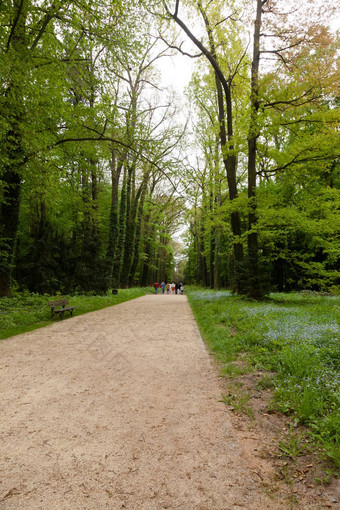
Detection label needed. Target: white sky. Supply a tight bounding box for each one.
[157,53,194,93]
[156,0,340,92]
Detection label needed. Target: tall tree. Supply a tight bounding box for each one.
[246,0,267,298]
[163,0,248,292]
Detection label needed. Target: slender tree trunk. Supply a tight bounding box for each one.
[199,221,208,286]
[247,0,266,298]
[214,67,244,290]
[91,162,99,239]
[106,150,125,262]
[193,203,202,284]
[111,164,128,288]
[213,142,222,289]
[120,162,134,287]
[197,1,244,292]
[214,226,222,289]
[208,184,215,289]
[140,219,151,287]
[129,173,149,286]
[209,230,215,289]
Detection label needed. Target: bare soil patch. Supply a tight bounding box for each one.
[0,295,338,509]
[220,357,340,509]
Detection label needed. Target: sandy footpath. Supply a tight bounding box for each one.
[0,294,283,509]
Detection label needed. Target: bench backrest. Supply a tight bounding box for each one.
[49,299,69,308]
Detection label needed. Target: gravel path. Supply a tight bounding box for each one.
[0,294,282,509]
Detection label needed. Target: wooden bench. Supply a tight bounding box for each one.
[49,299,77,320]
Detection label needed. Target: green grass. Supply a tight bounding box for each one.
[0,287,151,340]
[278,427,311,459]
[186,287,340,470]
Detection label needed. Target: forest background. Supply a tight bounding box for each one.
[0,0,339,298]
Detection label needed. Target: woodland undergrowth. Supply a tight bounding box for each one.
[187,287,340,472]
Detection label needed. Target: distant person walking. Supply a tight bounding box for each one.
[166,283,170,294]
[171,282,175,294]
[154,282,159,294]
[180,283,184,295]
[175,282,179,294]
[160,281,165,294]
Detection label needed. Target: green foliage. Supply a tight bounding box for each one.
[1,0,339,300]
[257,175,340,292]
[187,287,340,469]
[278,426,311,460]
[0,0,185,295]
[221,388,254,418]
[313,412,340,468]
[181,1,340,296]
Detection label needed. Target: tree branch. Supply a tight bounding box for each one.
[30,13,54,50]
[158,34,202,58]
[258,151,340,175]
[30,1,68,50]
[54,135,179,191]
[6,0,25,52]
[163,0,231,100]
[264,89,319,109]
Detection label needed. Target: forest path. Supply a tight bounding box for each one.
[1,294,282,509]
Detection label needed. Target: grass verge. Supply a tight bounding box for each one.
[186,287,340,472]
[0,288,151,340]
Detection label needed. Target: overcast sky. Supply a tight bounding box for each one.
[157,52,194,93]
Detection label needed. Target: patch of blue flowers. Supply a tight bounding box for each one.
[187,289,340,468]
[191,290,234,301]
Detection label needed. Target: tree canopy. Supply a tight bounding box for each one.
[0,0,339,296]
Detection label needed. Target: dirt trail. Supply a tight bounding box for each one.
[1,294,287,509]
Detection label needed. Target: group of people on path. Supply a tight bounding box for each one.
[154,282,184,295]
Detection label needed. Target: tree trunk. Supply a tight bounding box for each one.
[106,150,125,263]
[128,173,149,286]
[140,220,151,287]
[120,162,134,288]
[197,1,245,292]
[91,161,99,239]
[247,0,266,298]
[214,226,222,289]
[111,164,128,288]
